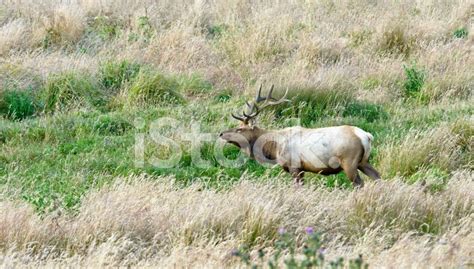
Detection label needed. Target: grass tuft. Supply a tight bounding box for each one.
[453,27,468,39]
[275,87,354,126]
[124,70,185,106]
[0,88,37,120]
[378,24,413,56]
[99,60,141,91]
[89,15,122,40]
[403,63,426,100]
[42,72,105,113]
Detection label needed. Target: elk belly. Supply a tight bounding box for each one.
[280,131,340,171]
[298,141,340,171]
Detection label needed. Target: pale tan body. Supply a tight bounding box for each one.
[220,125,380,186]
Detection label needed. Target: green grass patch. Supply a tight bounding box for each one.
[343,102,388,123]
[99,60,141,91]
[89,15,122,40]
[403,63,426,100]
[125,70,185,106]
[0,88,38,120]
[453,27,468,39]
[177,74,213,96]
[274,87,354,126]
[42,72,106,113]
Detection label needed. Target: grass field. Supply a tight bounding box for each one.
[0,0,473,267]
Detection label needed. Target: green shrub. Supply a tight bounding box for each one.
[129,16,154,42]
[205,24,228,39]
[343,102,388,122]
[0,88,37,120]
[403,64,426,99]
[99,60,141,91]
[42,72,105,112]
[214,89,232,103]
[126,71,184,106]
[453,27,468,39]
[90,16,121,40]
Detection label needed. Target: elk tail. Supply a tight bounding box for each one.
[352,127,373,163]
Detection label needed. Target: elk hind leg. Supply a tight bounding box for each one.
[342,161,364,187]
[358,163,381,180]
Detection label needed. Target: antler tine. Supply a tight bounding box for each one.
[255,84,266,103]
[231,113,246,122]
[266,84,277,101]
[231,85,288,124]
[267,87,290,105]
[243,104,260,118]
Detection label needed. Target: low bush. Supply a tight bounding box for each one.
[89,15,122,40]
[99,60,141,91]
[42,72,105,113]
[343,102,388,123]
[0,88,37,120]
[124,70,184,106]
[453,27,468,39]
[403,63,425,99]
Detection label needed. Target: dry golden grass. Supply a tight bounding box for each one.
[1,173,473,268]
[1,0,472,98]
[377,118,473,178]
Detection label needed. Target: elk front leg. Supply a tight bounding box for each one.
[289,168,304,185]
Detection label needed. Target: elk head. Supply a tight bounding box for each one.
[219,85,289,154]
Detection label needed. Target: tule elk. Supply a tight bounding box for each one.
[219,85,381,186]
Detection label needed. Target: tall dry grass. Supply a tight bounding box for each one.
[1,172,472,268]
[1,0,472,99]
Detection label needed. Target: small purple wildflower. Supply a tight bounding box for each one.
[318,247,327,255]
[278,227,286,235]
[305,226,314,235]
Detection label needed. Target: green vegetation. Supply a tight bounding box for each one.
[42,72,105,112]
[99,60,141,91]
[453,27,468,38]
[90,15,122,40]
[125,70,185,106]
[403,63,426,100]
[0,1,472,267]
[0,88,37,120]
